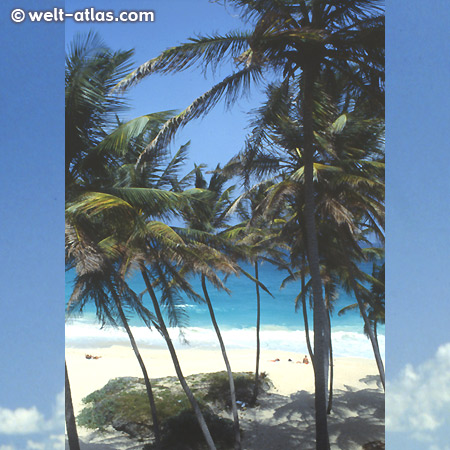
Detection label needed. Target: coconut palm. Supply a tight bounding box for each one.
[223,181,287,404]
[231,70,385,382]
[65,33,200,448]
[167,166,276,447]
[65,361,80,450]
[115,2,384,446]
[65,213,164,447]
[368,261,385,344]
[67,154,219,449]
[176,166,243,450]
[65,31,133,194]
[65,32,150,448]
[338,259,385,367]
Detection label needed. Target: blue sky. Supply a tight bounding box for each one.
[386,1,450,448]
[0,0,65,448]
[1,0,449,448]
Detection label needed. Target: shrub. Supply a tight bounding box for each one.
[205,371,255,408]
[143,408,234,450]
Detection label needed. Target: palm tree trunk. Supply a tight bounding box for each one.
[347,270,385,390]
[326,310,333,415]
[201,274,241,450]
[140,265,217,450]
[301,255,315,367]
[302,64,330,450]
[109,285,162,448]
[65,361,81,450]
[252,259,261,405]
[374,321,379,347]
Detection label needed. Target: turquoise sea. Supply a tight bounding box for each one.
[65,261,384,359]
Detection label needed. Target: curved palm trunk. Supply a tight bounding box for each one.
[302,64,330,450]
[252,260,261,405]
[109,286,162,448]
[65,361,81,450]
[374,321,379,347]
[326,310,333,415]
[201,275,241,450]
[301,256,315,367]
[347,271,385,390]
[140,265,217,450]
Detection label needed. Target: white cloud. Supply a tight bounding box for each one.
[0,445,16,450]
[0,406,44,434]
[387,342,450,447]
[0,389,64,436]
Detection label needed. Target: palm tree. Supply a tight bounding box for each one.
[65,361,80,450]
[65,33,193,447]
[224,100,384,426]
[178,166,243,450]
[223,181,286,404]
[66,151,219,449]
[65,31,133,194]
[115,3,384,447]
[368,261,385,345]
[338,258,385,384]
[138,261,218,450]
[65,216,163,448]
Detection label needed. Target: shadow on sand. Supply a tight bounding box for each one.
[241,382,384,450]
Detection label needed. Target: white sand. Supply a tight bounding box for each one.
[66,345,384,449]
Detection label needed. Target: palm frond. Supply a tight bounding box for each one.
[136,66,263,168]
[115,31,253,91]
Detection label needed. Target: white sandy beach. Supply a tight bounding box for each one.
[66,345,384,449]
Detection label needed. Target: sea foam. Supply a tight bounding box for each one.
[66,320,384,359]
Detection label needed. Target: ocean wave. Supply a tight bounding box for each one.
[66,321,384,359]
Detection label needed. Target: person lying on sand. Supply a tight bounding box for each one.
[269,358,280,362]
[85,354,102,360]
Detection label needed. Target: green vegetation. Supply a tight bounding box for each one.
[205,371,262,408]
[78,378,190,436]
[77,373,266,448]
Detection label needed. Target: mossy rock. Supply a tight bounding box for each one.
[77,371,270,444]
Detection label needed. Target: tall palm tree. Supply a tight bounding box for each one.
[138,260,217,450]
[65,32,136,449]
[65,216,163,447]
[233,71,384,375]
[65,33,197,448]
[65,361,80,450]
[178,166,243,450]
[67,153,219,449]
[115,3,384,447]
[223,181,287,404]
